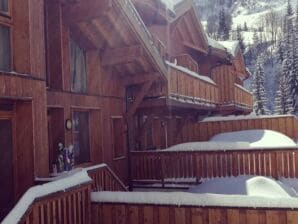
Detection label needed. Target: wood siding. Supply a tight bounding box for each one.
[91,202,298,224]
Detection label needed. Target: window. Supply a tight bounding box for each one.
[70,38,87,93]
[0,24,10,71]
[0,0,8,13]
[111,117,125,158]
[72,111,90,164]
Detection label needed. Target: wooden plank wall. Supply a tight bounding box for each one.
[211,65,235,104]
[194,116,298,142]
[0,73,48,198]
[92,203,298,224]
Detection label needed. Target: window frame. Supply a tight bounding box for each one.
[0,0,12,18]
[69,37,88,94]
[0,21,12,72]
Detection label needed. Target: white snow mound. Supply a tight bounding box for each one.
[210,129,296,148]
[246,176,290,198]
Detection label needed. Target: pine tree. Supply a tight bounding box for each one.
[275,59,294,114]
[252,56,269,115]
[293,5,298,114]
[287,0,293,16]
[236,25,245,52]
[217,8,230,40]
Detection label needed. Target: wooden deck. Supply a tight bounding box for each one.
[131,148,298,186]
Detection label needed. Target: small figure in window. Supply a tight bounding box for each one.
[57,143,64,173]
[63,144,74,171]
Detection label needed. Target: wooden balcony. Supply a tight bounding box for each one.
[131,147,298,187]
[173,54,199,73]
[234,84,253,110]
[141,63,219,112]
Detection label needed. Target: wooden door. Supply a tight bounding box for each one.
[0,117,14,220]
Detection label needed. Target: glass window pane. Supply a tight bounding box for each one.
[70,39,87,93]
[0,0,8,12]
[0,25,10,72]
[72,111,90,164]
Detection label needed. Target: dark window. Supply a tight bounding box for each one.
[0,25,10,71]
[72,111,90,164]
[111,117,125,158]
[70,39,87,93]
[0,0,8,12]
[0,119,14,220]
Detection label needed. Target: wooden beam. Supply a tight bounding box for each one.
[76,22,105,49]
[62,0,112,25]
[183,41,208,54]
[102,45,145,66]
[106,10,135,45]
[122,73,159,86]
[125,79,157,119]
[92,18,122,48]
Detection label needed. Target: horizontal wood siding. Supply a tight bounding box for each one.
[131,149,298,182]
[91,202,298,224]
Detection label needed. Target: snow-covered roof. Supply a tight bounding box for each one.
[166,61,216,84]
[218,40,240,57]
[163,129,297,151]
[201,114,294,122]
[2,170,91,224]
[210,129,297,148]
[164,141,250,151]
[207,36,226,51]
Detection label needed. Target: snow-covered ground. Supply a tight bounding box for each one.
[189,176,295,197]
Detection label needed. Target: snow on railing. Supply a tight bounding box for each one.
[2,171,92,224]
[91,191,298,209]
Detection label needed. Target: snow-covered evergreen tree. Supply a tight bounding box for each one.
[293,5,298,114]
[275,59,294,114]
[252,56,269,115]
[217,8,230,40]
[236,25,245,52]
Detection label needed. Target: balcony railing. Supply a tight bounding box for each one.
[131,147,298,186]
[173,54,199,73]
[167,64,219,105]
[234,84,253,109]
[86,164,128,192]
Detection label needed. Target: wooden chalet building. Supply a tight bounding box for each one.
[0,0,255,221]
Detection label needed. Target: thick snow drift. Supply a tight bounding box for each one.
[165,141,250,151]
[210,129,296,148]
[189,176,294,197]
